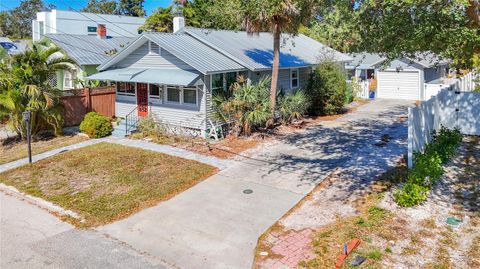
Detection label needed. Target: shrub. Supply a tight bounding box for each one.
[307,60,348,115]
[79,112,112,138]
[278,90,310,124]
[409,151,443,187]
[214,77,271,136]
[394,182,429,207]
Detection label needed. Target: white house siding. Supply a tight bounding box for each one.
[116,96,137,118]
[114,42,193,70]
[424,65,447,83]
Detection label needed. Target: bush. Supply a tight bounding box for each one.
[307,60,348,115]
[278,90,310,124]
[214,77,271,136]
[79,112,112,138]
[393,182,429,207]
[409,151,443,187]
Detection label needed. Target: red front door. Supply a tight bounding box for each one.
[136,83,148,117]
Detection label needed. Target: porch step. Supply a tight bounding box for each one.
[111,120,136,138]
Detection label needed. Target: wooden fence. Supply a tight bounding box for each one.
[60,86,116,126]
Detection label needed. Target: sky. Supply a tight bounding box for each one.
[0,0,172,15]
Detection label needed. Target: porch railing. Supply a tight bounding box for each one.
[125,106,139,135]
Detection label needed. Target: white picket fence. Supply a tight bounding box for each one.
[407,87,480,168]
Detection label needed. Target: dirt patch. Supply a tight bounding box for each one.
[0,134,88,164]
[0,142,217,228]
[255,137,480,268]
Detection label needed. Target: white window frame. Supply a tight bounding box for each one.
[64,69,77,89]
[164,85,199,106]
[148,83,162,104]
[182,87,198,105]
[290,68,299,89]
[116,82,136,97]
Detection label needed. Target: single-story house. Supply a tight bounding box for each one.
[87,14,351,136]
[346,52,451,100]
[43,26,134,90]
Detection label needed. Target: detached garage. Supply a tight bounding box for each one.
[346,52,450,101]
[377,70,421,100]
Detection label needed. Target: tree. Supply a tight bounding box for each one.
[307,0,480,68]
[118,0,145,17]
[0,41,75,139]
[139,6,173,33]
[240,0,314,119]
[0,11,12,37]
[81,0,118,14]
[180,0,241,30]
[9,0,54,38]
[307,60,348,116]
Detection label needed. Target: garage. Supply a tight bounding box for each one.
[376,70,421,100]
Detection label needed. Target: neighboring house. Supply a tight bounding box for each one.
[346,52,450,100]
[32,9,145,41]
[42,26,134,90]
[87,14,351,136]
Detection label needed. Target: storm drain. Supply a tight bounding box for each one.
[243,189,253,194]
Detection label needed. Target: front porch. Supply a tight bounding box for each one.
[88,68,209,136]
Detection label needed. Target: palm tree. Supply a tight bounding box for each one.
[0,41,75,139]
[241,0,314,119]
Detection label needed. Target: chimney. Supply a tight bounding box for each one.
[173,10,185,33]
[97,24,107,39]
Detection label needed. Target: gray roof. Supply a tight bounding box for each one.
[184,27,352,70]
[45,34,134,65]
[347,52,450,70]
[143,32,245,74]
[346,52,387,69]
[88,67,203,86]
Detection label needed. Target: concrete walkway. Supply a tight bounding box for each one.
[105,137,233,170]
[98,100,413,269]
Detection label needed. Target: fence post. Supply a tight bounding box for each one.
[84,87,92,112]
[408,107,413,169]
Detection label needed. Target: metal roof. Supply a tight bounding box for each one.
[346,52,387,69]
[184,27,352,71]
[347,52,450,70]
[87,68,203,86]
[45,34,134,66]
[143,32,245,74]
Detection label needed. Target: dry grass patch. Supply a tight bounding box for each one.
[0,142,217,227]
[0,134,88,164]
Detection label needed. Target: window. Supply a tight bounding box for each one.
[225,72,237,91]
[116,82,135,96]
[291,69,299,89]
[211,73,223,96]
[64,70,77,89]
[183,87,197,104]
[149,84,161,101]
[39,21,45,37]
[166,86,180,103]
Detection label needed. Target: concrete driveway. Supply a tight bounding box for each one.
[98,100,412,269]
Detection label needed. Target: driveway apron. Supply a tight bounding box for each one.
[97,100,413,269]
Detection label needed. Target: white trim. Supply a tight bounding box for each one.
[290,68,299,89]
[163,85,200,107]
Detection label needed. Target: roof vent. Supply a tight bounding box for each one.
[173,10,185,33]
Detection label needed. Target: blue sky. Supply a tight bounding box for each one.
[0,0,173,15]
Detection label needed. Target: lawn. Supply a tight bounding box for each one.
[0,134,88,165]
[0,142,217,227]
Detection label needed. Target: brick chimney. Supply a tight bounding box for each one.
[97,24,107,39]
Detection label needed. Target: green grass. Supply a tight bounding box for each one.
[0,142,217,227]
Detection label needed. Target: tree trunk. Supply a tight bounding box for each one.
[270,23,281,118]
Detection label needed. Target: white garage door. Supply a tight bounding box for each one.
[377,71,420,100]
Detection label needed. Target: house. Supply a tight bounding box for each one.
[346,52,451,100]
[32,9,145,41]
[87,14,351,136]
[42,26,134,90]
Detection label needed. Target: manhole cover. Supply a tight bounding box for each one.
[243,189,253,194]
